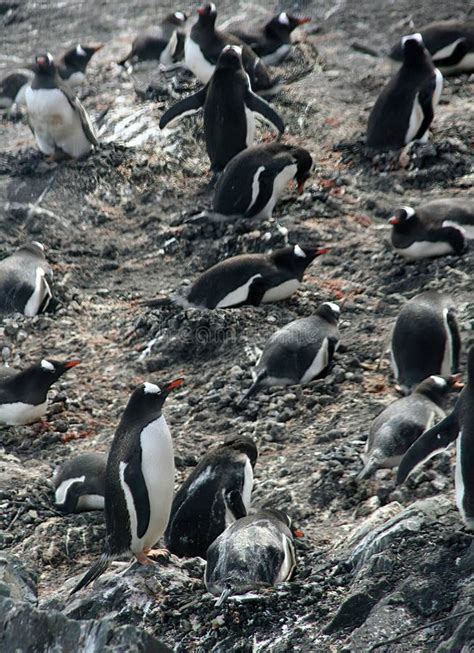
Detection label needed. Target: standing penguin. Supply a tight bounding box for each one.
[57,44,103,86]
[118,12,189,67]
[70,379,183,594]
[240,302,340,403]
[390,21,474,75]
[389,198,474,259]
[205,508,302,604]
[358,374,462,479]
[184,4,279,95]
[25,53,98,160]
[213,143,312,219]
[397,346,474,530]
[390,291,461,394]
[160,45,284,178]
[0,358,80,426]
[181,245,327,309]
[53,452,107,513]
[164,436,258,559]
[0,242,53,317]
[367,33,443,150]
[231,12,311,65]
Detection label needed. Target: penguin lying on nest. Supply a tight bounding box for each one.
[53,453,107,513]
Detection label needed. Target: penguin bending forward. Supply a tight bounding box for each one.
[390,291,460,394]
[205,508,302,604]
[160,45,284,177]
[165,436,258,558]
[367,33,442,150]
[213,143,312,219]
[390,21,474,75]
[389,198,474,260]
[0,242,53,317]
[53,453,107,513]
[231,12,311,66]
[25,53,98,160]
[184,3,279,95]
[70,379,183,594]
[0,358,80,426]
[359,374,462,479]
[397,346,474,530]
[118,12,188,67]
[181,245,327,309]
[240,302,340,402]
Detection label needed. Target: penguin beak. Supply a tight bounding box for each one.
[315,247,330,256]
[197,7,206,15]
[389,216,400,225]
[296,17,311,25]
[64,359,81,369]
[91,44,104,53]
[293,528,304,538]
[450,374,464,391]
[165,378,184,393]
[297,181,306,195]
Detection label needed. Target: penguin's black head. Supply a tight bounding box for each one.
[402,33,429,66]
[389,206,417,231]
[291,147,313,194]
[18,241,47,259]
[316,302,341,324]
[223,435,258,466]
[272,244,329,274]
[197,3,217,27]
[34,53,56,76]
[264,508,304,538]
[268,12,311,36]
[63,44,103,69]
[22,359,80,390]
[124,378,184,422]
[165,11,189,27]
[416,374,463,404]
[216,45,243,72]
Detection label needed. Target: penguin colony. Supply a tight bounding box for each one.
[1,0,473,619]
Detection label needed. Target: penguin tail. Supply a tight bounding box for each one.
[237,371,267,406]
[216,586,232,607]
[357,458,379,480]
[69,552,110,596]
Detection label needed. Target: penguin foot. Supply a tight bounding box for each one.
[145,547,171,563]
[46,150,71,163]
[136,551,155,566]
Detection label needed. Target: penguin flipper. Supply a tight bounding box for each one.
[396,411,460,485]
[69,552,110,595]
[159,86,207,129]
[238,370,268,405]
[433,39,468,68]
[414,77,436,141]
[59,82,99,146]
[246,276,270,307]
[244,89,285,134]
[224,489,247,520]
[446,307,462,372]
[124,450,150,539]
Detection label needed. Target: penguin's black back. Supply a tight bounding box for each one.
[391,291,459,391]
[0,364,57,406]
[164,438,257,558]
[390,21,474,63]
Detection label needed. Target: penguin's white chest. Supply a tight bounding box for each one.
[0,400,47,425]
[261,278,300,303]
[394,240,455,260]
[300,337,330,383]
[253,164,297,219]
[23,266,52,317]
[122,415,175,553]
[185,37,215,83]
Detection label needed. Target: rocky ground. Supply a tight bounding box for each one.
[0,0,473,651]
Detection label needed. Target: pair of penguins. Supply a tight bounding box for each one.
[60,382,300,600]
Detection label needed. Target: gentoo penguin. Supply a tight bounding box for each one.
[367,33,443,150]
[0,358,80,426]
[390,21,474,75]
[25,53,98,160]
[118,12,189,67]
[0,241,53,317]
[389,198,474,260]
[358,374,462,479]
[205,508,302,604]
[160,45,284,177]
[231,12,311,66]
[240,302,340,403]
[164,436,258,559]
[70,378,183,594]
[184,4,279,95]
[390,291,461,394]
[397,346,474,530]
[57,44,103,86]
[181,245,328,309]
[0,71,32,112]
[53,453,107,513]
[213,143,312,219]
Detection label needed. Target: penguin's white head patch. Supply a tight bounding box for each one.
[41,359,55,372]
[224,45,242,55]
[143,382,161,394]
[431,376,447,388]
[76,45,87,57]
[209,3,216,13]
[175,11,185,21]
[278,12,290,26]
[401,206,415,219]
[402,32,424,47]
[325,302,340,315]
[32,241,45,251]
[294,244,306,258]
